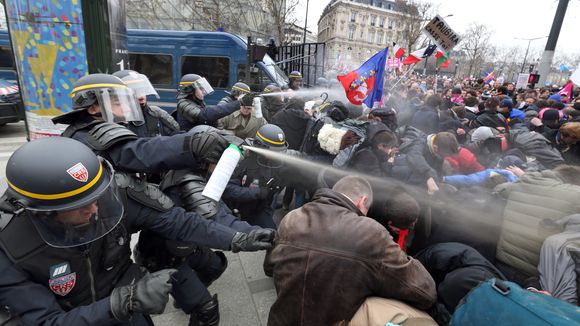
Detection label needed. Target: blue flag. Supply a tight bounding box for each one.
[337,48,388,107]
[560,64,570,73]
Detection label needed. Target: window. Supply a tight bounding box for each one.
[350,11,357,22]
[387,3,393,10]
[360,30,364,38]
[129,53,173,86]
[377,32,383,44]
[388,20,393,29]
[379,17,385,28]
[368,30,375,43]
[370,15,376,26]
[0,46,14,69]
[181,56,229,89]
[348,27,355,40]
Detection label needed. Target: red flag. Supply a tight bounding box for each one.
[558,82,573,103]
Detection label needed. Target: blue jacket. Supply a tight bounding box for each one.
[443,169,518,187]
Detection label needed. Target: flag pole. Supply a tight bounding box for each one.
[390,63,417,91]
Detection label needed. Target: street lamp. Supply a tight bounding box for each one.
[514,36,548,73]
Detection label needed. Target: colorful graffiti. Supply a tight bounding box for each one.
[6,0,88,137]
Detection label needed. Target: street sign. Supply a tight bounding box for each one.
[516,73,530,89]
[422,15,460,52]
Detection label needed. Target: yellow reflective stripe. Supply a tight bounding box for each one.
[123,79,147,85]
[180,81,195,85]
[7,164,104,200]
[256,131,285,145]
[71,83,128,97]
[232,86,250,93]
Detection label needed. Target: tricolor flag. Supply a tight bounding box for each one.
[392,42,405,59]
[435,49,450,69]
[483,71,495,84]
[337,48,388,107]
[402,45,437,65]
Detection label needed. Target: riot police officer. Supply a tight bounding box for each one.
[261,84,283,121]
[112,70,180,137]
[52,73,228,176]
[176,74,256,130]
[218,82,251,106]
[222,124,290,229]
[288,71,303,91]
[0,137,275,325]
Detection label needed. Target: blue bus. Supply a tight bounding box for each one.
[0,29,288,111]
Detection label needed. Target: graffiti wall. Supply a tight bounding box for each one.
[5,0,88,138]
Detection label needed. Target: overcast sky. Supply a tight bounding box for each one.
[296,0,579,56]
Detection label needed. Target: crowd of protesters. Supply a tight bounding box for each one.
[2,65,579,326]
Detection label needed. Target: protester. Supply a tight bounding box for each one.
[266,176,436,325]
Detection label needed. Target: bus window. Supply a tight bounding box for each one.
[129,53,173,86]
[0,46,14,69]
[237,64,272,90]
[181,56,229,89]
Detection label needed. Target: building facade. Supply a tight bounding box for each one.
[318,0,417,70]
[285,23,317,45]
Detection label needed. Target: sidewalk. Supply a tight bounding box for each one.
[152,251,276,326]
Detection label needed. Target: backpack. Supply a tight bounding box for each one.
[451,278,580,325]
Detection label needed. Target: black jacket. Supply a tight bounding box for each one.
[271,102,311,150]
[348,122,392,177]
[411,106,439,135]
[470,110,506,129]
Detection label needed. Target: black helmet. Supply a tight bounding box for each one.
[230,82,251,99]
[288,71,303,90]
[254,124,288,151]
[179,74,214,98]
[113,70,159,99]
[4,137,124,248]
[53,73,143,125]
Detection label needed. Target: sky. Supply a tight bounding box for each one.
[296,0,580,56]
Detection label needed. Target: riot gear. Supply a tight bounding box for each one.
[288,71,303,90]
[113,70,159,100]
[54,74,143,124]
[5,137,124,248]
[230,82,251,99]
[253,124,288,168]
[179,74,214,98]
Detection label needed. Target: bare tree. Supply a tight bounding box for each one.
[265,0,300,45]
[461,23,493,76]
[395,0,438,52]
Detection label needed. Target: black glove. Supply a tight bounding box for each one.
[230,229,276,252]
[110,269,177,321]
[240,92,259,107]
[190,131,229,164]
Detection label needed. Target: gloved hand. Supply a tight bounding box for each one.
[240,92,260,107]
[231,229,276,252]
[110,269,177,321]
[190,131,229,164]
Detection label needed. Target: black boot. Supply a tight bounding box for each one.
[189,294,220,326]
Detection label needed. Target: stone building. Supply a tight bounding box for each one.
[317,0,418,70]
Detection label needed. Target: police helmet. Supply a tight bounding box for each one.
[179,74,214,97]
[230,82,251,99]
[4,137,124,248]
[253,124,288,168]
[316,77,329,88]
[288,71,303,90]
[53,73,143,125]
[113,70,159,99]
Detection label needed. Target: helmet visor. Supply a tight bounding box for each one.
[121,73,160,99]
[25,173,124,248]
[98,87,144,123]
[193,77,214,96]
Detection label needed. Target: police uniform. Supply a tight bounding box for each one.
[128,104,180,138]
[0,138,259,325]
[175,75,255,131]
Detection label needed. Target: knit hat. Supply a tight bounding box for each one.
[499,99,514,109]
[542,109,560,122]
[548,94,562,103]
[471,127,494,143]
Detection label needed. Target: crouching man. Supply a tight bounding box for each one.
[266,176,436,325]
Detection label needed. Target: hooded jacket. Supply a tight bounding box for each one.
[266,188,436,326]
[348,122,392,177]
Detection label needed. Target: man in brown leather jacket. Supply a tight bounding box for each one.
[266,176,437,326]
